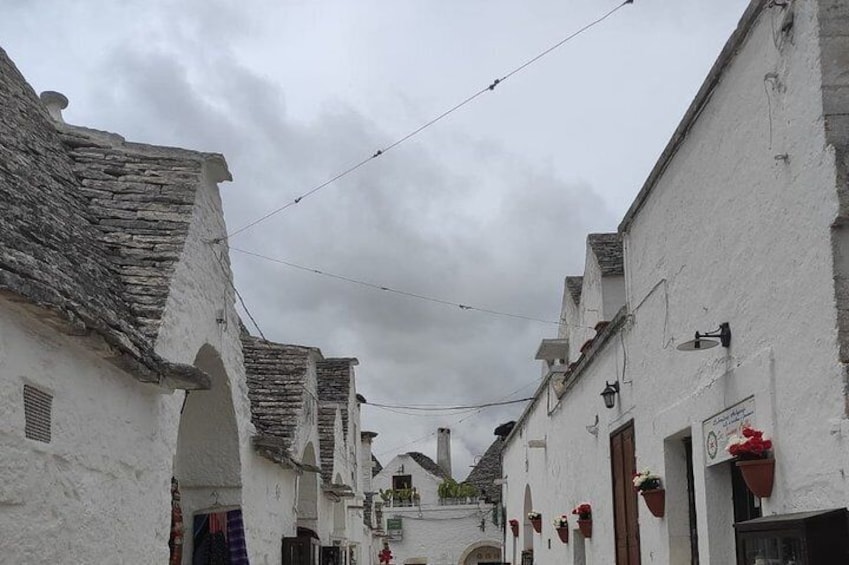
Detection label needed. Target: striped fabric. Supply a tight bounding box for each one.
[226,509,250,564]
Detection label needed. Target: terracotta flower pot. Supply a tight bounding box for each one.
[736,457,775,498]
[509,521,519,537]
[577,519,592,539]
[641,488,665,518]
[555,526,569,543]
[530,517,542,533]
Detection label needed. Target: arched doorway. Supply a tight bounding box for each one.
[523,485,534,551]
[458,542,501,565]
[298,442,319,531]
[173,344,242,564]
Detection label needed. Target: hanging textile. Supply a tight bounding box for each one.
[208,512,230,565]
[169,478,184,565]
[226,509,250,564]
[193,508,250,564]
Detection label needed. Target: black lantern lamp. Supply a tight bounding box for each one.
[676,322,731,351]
[600,381,620,409]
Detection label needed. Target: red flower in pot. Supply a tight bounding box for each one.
[571,503,592,539]
[508,519,519,537]
[726,426,775,498]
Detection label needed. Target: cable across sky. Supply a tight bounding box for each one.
[230,246,599,328]
[224,0,633,240]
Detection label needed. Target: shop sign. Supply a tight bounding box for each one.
[702,396,755,466]
[386,517,403,540]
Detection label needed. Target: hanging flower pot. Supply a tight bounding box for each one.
[552,514,569,542]
[555,526,569,544]
[530,518,542,533]
[528,512,542,533]
[736,457,775,498]
[641,489,665,518]
[726,426,775,498]
[509,519,519,537]
[571,503,592,539]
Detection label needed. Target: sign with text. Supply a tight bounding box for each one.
[702,396,755,467]
[386,517,403,540]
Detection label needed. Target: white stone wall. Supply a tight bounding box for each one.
[503,3,849,565]
[0,299,180,563]
[374,454,443,505]
[381,505,501,565]
[156,166,301,563]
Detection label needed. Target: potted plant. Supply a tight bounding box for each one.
[571,503,592,538]
[552,514,569,543]
[726,426,775,498]
[527,511,542,533]
[633,469,665,517]
[508,519,519,537]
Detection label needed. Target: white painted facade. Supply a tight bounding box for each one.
[503,2,849,565]
[1,70,378,564]
[373,453,501,565]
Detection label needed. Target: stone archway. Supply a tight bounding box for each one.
[298,442,319,531]
[523,484,534,551]
[173,344,242,563]
[458,542,501,565]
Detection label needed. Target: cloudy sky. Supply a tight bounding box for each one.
[2,0,749,475]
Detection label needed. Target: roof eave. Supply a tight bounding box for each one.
[619,0,767,233]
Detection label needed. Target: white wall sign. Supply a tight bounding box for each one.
[702,396,755,467]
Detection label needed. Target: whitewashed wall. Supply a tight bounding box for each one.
[0,299,181,563]
[504,3,849,565]
[502,341,626,565]
[625,3,846,561]
[381,505,501,565]
[374,454,443,505]
[156,166,302,564]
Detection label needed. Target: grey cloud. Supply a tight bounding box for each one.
[0,0,747,473]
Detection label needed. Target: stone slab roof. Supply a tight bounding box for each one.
[318,405,338,485]
[316,358,356,437]
[0,47,218,389]
[407,451,450,480]
[316,358,357,487]
[587,233,624,276]
[242,334,322,463]
[565,276,583,305]
[57,126,229,340]
[464,437,504,504]
[372,454,383,477]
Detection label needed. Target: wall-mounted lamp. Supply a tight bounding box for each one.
[600,381,620,409]
[676,322,731,351]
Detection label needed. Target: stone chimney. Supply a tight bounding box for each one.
[437,427,452,478]
[39,91,68,123]
[360,431,378,493]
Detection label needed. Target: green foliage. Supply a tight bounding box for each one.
[379,487,420,504]
[438,479,479,500]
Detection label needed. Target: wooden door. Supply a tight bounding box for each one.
[611,422,641,565]
[283,536,320,565]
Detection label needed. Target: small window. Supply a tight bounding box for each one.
[392,475,412,490]
[23,384,52,443]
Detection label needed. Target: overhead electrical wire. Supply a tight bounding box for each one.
[373,377,542,457]
[366,397,533,412]
[231,247,595,329]
[223,0,633,240]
